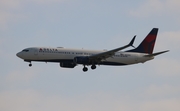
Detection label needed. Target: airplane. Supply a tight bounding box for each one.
[16,28,169,72]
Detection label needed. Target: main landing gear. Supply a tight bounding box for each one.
[82,65,97,72]
[83,66,88,72]
[91,65,96,70]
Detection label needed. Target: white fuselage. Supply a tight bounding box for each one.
[16,28,168,72]
[16,47,154,66]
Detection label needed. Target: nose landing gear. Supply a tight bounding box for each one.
[29,62,32,67]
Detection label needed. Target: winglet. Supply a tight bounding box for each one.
[128,35,136,48]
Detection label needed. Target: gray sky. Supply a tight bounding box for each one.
[0,0,180,111]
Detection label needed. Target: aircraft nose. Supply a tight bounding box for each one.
[16,52,22,58]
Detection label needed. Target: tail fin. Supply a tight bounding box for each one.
[128,28,158,54]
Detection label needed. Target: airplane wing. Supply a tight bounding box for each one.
[88,36,136,62]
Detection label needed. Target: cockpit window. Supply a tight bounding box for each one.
[22,49,29,52]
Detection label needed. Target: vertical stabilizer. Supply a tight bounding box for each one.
[127,28,158,54]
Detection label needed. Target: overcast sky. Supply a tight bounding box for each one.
[0,0,180,111]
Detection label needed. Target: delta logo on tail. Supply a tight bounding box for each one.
[127,28,158,54]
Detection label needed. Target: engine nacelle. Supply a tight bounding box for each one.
[74,56,90,64]
[60,62,76,68]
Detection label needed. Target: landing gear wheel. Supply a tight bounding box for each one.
[29,63,32,67]
[83,67,88,72]
[91,65,96,70]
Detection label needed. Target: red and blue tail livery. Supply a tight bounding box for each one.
[16,28,169,72]
[127,28,158,54]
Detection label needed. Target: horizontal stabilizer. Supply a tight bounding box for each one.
[144,50,169,57]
